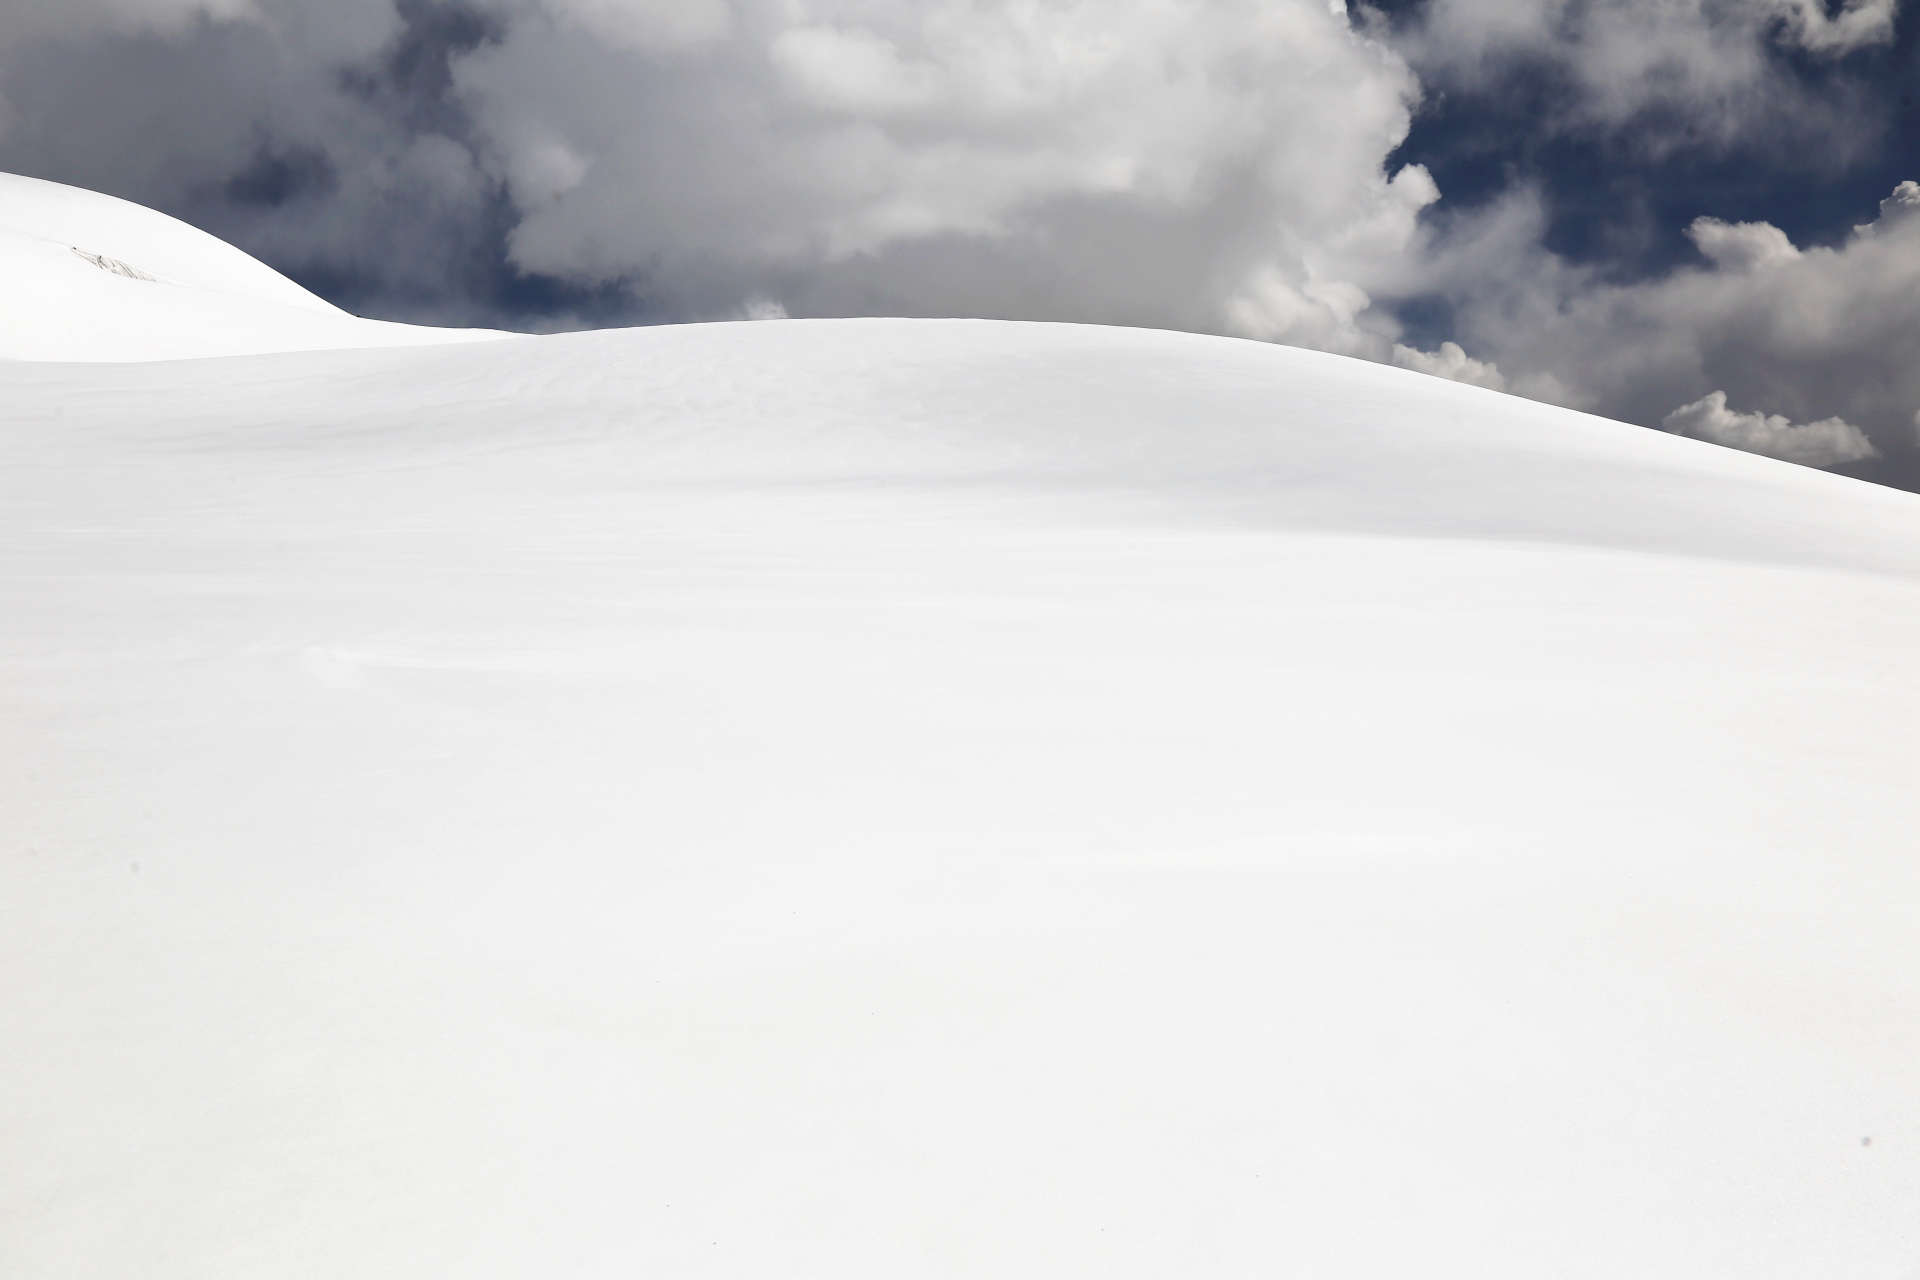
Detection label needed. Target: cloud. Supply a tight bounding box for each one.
[0,0,266,43]
[1384,0,1896,163]
[1439,181,1920,480]
[542,0,732,52]
[0,0,1440,344]
[1390,340,1506,391]
[465,0,1433,344]
[1772,0,1899,53]
[1661,390,1877,468]
[1685,217,1800,271]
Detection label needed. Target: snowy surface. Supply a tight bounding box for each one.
[2,202,1919,1277]
[0,173,503,361]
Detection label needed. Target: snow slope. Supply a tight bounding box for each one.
[0,173,504,360]
[2,231,1918,1275]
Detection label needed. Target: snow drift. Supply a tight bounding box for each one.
[2,179,1917,1280]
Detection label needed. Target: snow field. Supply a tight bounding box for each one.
[1,318,1917,1278]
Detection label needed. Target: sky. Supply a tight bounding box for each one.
[1,0,1915,490]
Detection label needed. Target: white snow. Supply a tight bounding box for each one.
[2,183,1918,1280]
[0,173,505,361]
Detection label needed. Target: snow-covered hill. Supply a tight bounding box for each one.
[0,173,503,360]
[2,185,1917,1280]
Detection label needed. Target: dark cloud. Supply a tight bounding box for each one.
[337,0,504,139]
[221,144,338,208]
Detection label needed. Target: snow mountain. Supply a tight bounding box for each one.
[3,174,1917,1279]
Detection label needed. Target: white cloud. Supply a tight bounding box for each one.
[459,0,1429,339]
[1866,179,1920,228]
[1773,0,1898,53]
[1390,341,1506,391]
[1662,390,1877,468]
[768,25,946,114]
[1685,218,1799,272]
